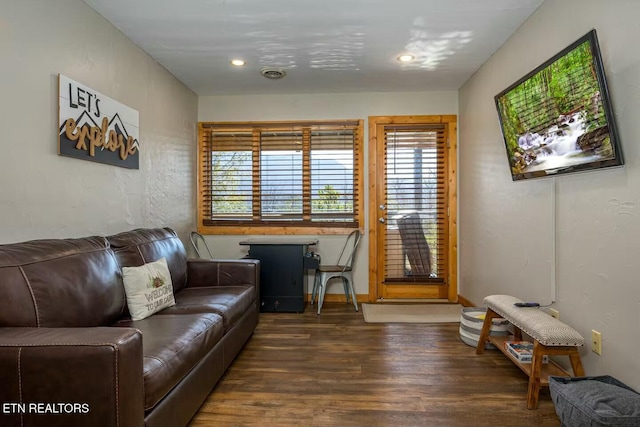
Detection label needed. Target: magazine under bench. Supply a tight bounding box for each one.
[489,334,571,386]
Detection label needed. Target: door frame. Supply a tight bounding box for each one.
[367,115,458,302]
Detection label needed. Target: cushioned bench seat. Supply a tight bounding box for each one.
[484,295,584,346]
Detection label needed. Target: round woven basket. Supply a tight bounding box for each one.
[459,307,510,349]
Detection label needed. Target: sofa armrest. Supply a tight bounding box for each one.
[0,327,144,427]
[186,258,260,289]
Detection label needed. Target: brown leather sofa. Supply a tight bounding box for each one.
[0,228,259,427]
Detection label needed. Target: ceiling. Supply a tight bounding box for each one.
[82,0,544,96]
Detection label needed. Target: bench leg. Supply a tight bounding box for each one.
[527,341,546,409]
[513,327,522,341]
[569,348,585,377]
[475,308,500,355]
[526,344,584,409]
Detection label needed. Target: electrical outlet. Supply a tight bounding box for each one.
[549,308,560,320]
[591,330,602,355]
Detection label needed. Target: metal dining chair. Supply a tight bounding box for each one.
[310,229,361,315]
[189,231,214,259]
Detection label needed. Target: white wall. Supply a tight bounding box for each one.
[199,91,458,295]
[459,0,640,388]
[0,0,198,244]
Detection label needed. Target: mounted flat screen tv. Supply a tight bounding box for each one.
[495,29,623,181]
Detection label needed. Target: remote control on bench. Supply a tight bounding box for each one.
[514,302,540,307]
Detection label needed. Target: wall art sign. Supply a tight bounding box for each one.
[58,74,140,169]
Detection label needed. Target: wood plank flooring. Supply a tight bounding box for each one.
[189,304,561,427]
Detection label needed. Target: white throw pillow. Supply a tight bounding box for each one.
[122,257,176,321]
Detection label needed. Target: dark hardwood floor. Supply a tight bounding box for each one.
[189,303,561,427]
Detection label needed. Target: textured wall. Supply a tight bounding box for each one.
[198,91,458,295]
[0,0,197,244]
[459,0,640,388]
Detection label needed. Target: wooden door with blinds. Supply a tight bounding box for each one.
[368,116,457,301]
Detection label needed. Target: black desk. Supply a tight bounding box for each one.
[239,239,319,312]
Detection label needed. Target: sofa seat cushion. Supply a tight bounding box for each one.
[162,286,255,332]
[112,313,223,411]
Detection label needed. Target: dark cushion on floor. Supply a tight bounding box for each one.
[161,286,255,332]
[550,375,640,427]
[112,313,223,411]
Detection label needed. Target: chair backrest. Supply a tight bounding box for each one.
[336,229,361,272]
[397,213,432,276]
[190,231,214,259]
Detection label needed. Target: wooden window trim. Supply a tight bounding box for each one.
[198,119,364,235]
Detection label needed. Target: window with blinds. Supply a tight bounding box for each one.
[383,125,448,283]
[198,120,363,232]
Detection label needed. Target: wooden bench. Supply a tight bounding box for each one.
[475,295,585,409]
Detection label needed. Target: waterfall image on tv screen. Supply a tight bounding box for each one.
[495,29,623,181]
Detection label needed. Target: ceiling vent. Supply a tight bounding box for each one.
[260,67,287,80]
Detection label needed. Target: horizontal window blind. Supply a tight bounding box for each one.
[201,130,253,220]
[260,130,304,220]
[199,121,362,228]
[311,128,358,222]
[383,125,448,283]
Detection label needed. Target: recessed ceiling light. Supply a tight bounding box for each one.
[397,54,415,63]
[230,59,245,66]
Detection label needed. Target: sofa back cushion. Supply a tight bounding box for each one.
[107,228,188,293]
[0,236,125,327]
